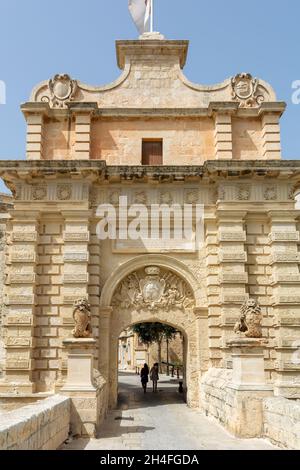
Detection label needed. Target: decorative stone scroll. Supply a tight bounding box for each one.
[112,266,195,312]
[47,74,77,108]
[234,299,263,338]
[231,73,264,108]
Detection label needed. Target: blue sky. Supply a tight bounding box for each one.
[0,0,300,193]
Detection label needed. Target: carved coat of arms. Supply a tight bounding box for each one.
[112,266,194,312]
[48,74,77,108]
[231,73,264,108]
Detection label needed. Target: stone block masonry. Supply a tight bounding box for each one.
[263,397,300,449]
[201,368,300,449]
[0,395,70,450]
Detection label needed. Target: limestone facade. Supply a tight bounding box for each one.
[0,194,13,377]
[0,34,300,439]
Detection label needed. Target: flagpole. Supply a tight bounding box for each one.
[151,0,154,32]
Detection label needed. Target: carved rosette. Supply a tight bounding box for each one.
[109,191,121,205]
[231,73,264,108]
[48,74,77,108]
[134,192,147,204]
[112,266,195,312]
[57,184,72,201]
[264,186,277,201]
[32,185,47,201]
[160,192,173,205]
[237,186,251,201]
[185,191,199,204]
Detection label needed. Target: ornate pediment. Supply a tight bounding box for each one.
[112,266,195,312]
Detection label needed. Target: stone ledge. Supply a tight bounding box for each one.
[0,395,70,450]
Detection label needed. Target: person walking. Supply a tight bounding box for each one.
[150,363,159,393]
[140,363,149,393]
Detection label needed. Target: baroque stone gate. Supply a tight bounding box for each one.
[0,34,300,440]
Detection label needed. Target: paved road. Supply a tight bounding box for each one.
[63,372,278,450]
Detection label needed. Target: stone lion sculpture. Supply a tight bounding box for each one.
[234,298,263,338]
[72,298,92,338]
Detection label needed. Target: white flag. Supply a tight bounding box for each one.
[129,0,151,35]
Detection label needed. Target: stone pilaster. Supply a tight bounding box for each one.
[261,111,282,160]
[70,104,96,160]
[194,307,209,403]
[268,210,300,398]
[61,210,91,324]
[205,217,222,367]
[99,307,113,406]
[22,104,49,160]
[58,211,91,390]
[216,211,248,367]
[0,211,40,393]
[210,103,238,160]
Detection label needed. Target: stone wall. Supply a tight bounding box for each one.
[90,118,215,164]
[200,368,234,427]
[0,196,11,377]
[201,368,300,449]
[263,397,300,449]
[0,395,70,450]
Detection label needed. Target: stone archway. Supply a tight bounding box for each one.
[99,255,206,411]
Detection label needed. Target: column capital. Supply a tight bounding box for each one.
[268,210,299,222]
[10,210,41,221]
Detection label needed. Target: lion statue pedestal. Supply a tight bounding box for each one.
[61,299,103,438]
[224,299,273,439]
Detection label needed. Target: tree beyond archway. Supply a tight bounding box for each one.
[132,322,178,373]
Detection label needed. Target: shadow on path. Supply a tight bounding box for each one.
[116,371,186,412]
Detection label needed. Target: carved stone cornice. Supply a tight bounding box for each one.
[1,161,300,192]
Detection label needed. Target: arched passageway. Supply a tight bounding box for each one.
[98,256,205,411]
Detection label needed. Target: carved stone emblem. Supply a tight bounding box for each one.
[185,191,199,204]
[49,74,77,108]
[112,266,195,312]
[160,192,173,204]
[57,184,72,201]
[134,192,147,204]
[72,298,92,338]
[109,191,120,205]
[264,186,277,201]
[234,299,263,338]
[32,185,47,201]
[231,73,263,108]
[237,186,251,201]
